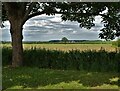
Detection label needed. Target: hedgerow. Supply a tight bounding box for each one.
[2,47,119,72]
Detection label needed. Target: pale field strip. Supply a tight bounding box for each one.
[2,44,118,52]
[23,44,117,52]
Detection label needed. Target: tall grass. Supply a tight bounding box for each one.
[2,47,119,72]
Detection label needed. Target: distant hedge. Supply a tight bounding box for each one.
[2,41,112,44]
[2,47,119,72]
[112,39,120,47]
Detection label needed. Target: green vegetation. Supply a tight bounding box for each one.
[112,39,120,47]
[2,46,119,72]
[2,2,120,89]
[3,67,118,89]
[2,40,112,44]
[2,43,119,89]
[61,37,69,44]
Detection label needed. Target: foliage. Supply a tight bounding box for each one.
[3,67,118,89]
[61,37,69,43]
[112,39,120,47]
[2,47,119,72]
[2,2,120,40]
[99,3,120,40]
[118,39,120,47]
[58,2,120,40]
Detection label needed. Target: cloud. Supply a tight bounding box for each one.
[49,16,62,23]
[66,28,73,31]
[2,14,103,41]
[94,16,103,23]
[72,31,77,34]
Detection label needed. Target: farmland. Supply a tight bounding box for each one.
[2,43,117,52]
[2,42,119,90]
[24,44,116,52]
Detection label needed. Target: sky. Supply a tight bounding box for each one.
[1,14,104,41]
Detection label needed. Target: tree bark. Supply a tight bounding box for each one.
[3,3,26,67]
[3,2,43,67]
[10,23,23,67]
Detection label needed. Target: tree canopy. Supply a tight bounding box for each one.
[61,37,69,43]
[2,2,120,67]
[2,2,120,40]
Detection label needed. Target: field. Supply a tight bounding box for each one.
[2,43,117,52]
[2,43,119,90]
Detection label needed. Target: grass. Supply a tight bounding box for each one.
[2,43,119,90]
[3,67,119,90]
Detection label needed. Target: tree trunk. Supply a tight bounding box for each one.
[10,22,23,67]
[3,2,36,67]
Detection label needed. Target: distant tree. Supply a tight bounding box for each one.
[117,38,120,47]
[61,37,69,44]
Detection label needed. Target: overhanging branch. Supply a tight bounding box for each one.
[22,9,113,26]
[22,2,36,25]
[27,11,109,18]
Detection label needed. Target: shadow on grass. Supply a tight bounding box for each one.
[2,67,119,89]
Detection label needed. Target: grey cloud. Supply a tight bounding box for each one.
[24,26,45,30]
[2,14,103,41]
